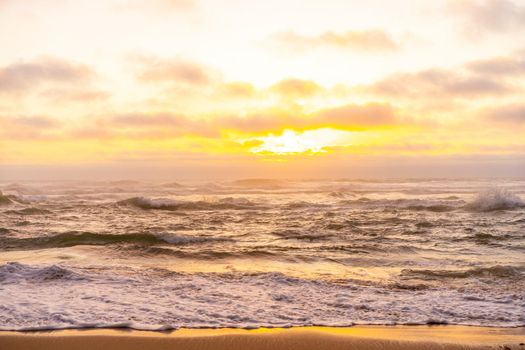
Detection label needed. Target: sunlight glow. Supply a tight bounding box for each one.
[248,128,353,155]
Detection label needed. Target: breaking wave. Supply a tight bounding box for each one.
[4,207,52,215]
[0,262,86,283]
[0,191,13,205]
[141,246,277,260]
[339,198,464,211]
[0,232,225,250]
[283,201,330,210]
[464,188,524,212]
[117,196,261,211]
[272,229,335,241]
[405,204,456,212]
[402,265,524,280]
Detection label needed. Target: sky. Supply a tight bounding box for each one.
[1,0,524,179]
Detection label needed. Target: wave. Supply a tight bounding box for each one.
[328,191,348,198]
[405,204,456,212]
[4,207,52,215]
[2,183,43,195]
[415,221,434,228]
[272,229,335,241]
[231,178,285,188]
[109,180,142,186]
[141,246,277,260]
[283,201,330,210]
[0,262,86,283]
[0,232,225,250]
[338,198,464,211]
[13,194,47,203]
[465,232,514,244]
[160,181,184,188]
[117,196,261,211]
[0,191,13,205]
[1,265,523,330]
[464,188,525,212]
[401,265,524,280]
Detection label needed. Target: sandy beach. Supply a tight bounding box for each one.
[0,326,524,350]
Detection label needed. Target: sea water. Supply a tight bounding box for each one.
[0,178,523,330]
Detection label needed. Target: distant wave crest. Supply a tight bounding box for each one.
[117,196,260,211]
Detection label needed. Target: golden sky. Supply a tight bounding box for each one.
[1,0,524,178]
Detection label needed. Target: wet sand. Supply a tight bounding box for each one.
[0,326,524,350]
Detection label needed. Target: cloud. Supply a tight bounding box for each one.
[316,103,397,127]
[150,0,195,9]
[0,57,94,94]
[135,56,216,85]
[219,82,256,98]
[0,115,62,139]
[217,110,299,134]
[270,79,322,98]
[41,89,110,103]
[484,104,525,123]
[448,0,525,36]
[1,116,59,128]
[270,29,400,53]
[117,0,197,13]
[365,68,509,98]
[218,103,400,134]
[97,112,220,138]
[110,113,184,126]
[467,51,525,76]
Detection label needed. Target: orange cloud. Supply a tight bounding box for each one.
[483,104,525,124]
[271,29,400,53]
[117,0,197,14]
[100,113,219,138]
[219,82,256,98]
[41,88,110,103]
[0,57,94,94]
[317,103,397,127]
[467,51,525,76]
[270,79,322,98]
[135,56,216,85]
[214,103,400,134]
[364,68,510,98]
[0,115,62,139]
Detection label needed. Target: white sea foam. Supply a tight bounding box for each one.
[0,263,523,331]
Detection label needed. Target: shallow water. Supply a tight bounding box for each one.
[0,178,524,330]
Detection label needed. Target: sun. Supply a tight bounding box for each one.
[247,128,354,155]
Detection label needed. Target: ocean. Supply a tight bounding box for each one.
[0,178,524,330]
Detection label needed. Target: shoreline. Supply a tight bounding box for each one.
[1,325,524,350]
